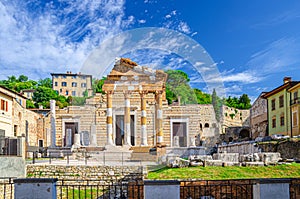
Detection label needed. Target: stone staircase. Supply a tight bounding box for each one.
[130,146,157,162]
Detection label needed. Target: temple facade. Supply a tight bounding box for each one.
[43,58,247,149]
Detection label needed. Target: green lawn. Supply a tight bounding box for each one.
[147,163,300,180]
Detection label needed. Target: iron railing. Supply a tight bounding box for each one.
[0,178,14,199]
[56,180,144,199]
[32,151,150,166]
[180,179,254,199]
[290,179,300,199]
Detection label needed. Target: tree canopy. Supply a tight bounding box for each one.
[165,70,197,105]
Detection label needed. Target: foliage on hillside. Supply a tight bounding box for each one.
[0,75,69,109]
[165,70,251,109]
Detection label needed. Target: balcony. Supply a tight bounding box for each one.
[290,97,300,105]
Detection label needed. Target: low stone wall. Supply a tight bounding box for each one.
[26,165,145,182]
[258,140,300,160]
[218,141,259,155]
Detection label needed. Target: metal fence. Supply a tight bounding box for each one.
[31,151,150,166]
[2,178,300,198]
[180,179,253,199]
[56,180,144,199]
[290,179,300,199]
[0,178,14,199]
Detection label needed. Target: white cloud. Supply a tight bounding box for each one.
[165,14,171,19]
[191,32,198,37]
[247,37,300,75]
[0,0,126,80]
[138,19,146,24]
[178,21,191,34]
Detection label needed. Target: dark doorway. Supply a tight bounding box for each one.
[116,115,124,146]
[64,122,78,147]
[240,129,250,139]
[173,122,187,147]
[116,115,135,146]
[130,115,135,146]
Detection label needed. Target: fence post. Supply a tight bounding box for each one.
[32,152,35,164]
[14,178,58,199]
[144,180,180,199]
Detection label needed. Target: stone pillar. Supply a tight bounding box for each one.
[50,100,56,147]
[106,91,114,145]
[124,91,131,146]
[156,91,164,146]
[89,124,97,146]
[140,91,148,146]
[72,133,81,148]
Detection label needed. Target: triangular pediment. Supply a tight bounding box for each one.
[102,58,167,92]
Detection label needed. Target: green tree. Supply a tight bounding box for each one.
[18,75,28,82]
[194,88,211,104]
[225,94,251,109]
[93,77,106,94]
[212,88,222,122]
[38,78,52,88]
[165,70,197,104]
[32,86,58,108]
[26,100,35,108]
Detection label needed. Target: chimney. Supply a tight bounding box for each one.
[178,96,181,106]
[283,77,291,84]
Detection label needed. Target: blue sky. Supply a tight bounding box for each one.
[1,0,300,102]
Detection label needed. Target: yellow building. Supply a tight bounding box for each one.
[0,85,27,137]
[288,82,300,136]
[263,77,300,137]
[51,71,93,97]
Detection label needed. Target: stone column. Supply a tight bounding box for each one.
[124,91,131,146]
[156,91,163,146]
[106,91,114,145]
[140,91,148,146]
[89,124,97,146]
[50,100,56,147]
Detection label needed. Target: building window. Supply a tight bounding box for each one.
[272,117,276,128]
[72,82,77,87]
[81,76,86,80]
[60,89,62,93]
[62,82,67,87]
[279,95,284,108]
[0,99,7,111]
[294,91,298,99]
[293,112,298,127]
[204,123,209,128]
[66,90,69,95]
[81,83,86,88]
[280,115,284,126]
[72,91,76,96]
[54,82,58,86]
[72,76,77,79]
[271,99,276,110]
[62,75,66,79]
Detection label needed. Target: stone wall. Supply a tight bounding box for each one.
[26,165,145,182]
[13,100,43,146]
[222,106,250,131]
[258,139,300,159]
